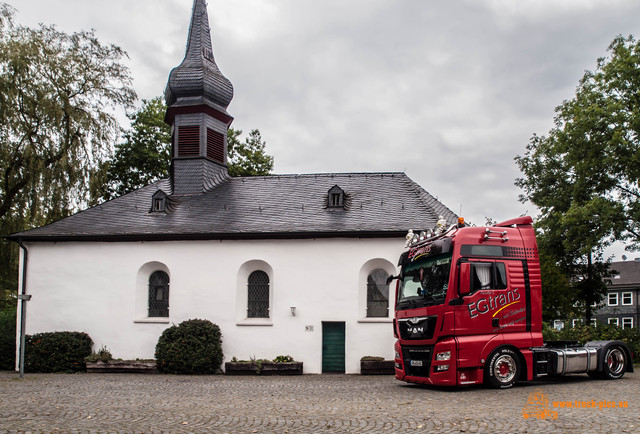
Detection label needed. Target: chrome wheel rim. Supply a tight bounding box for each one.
[493,354,516,383]
[607,348,625,375]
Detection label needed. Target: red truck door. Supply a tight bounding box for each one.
[454,259,526,336]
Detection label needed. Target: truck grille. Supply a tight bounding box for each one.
[397,316,437,340]
[402,346,433,377]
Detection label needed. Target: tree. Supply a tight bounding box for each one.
[93,97,170,201]
[515,35,640,320]
[537,237,575,322]
[0,4,136,302]
[96,98,274,201]
[227,128,274,177]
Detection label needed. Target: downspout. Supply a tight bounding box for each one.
[16,239,31,379]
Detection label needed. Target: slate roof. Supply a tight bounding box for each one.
[9,3,458,244]
[609,261,640,288]
[9,172,457,242]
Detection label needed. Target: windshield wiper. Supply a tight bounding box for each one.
[422,294,438,306]
[398,298,418,309]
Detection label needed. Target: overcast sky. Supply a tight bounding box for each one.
[7,0,640,259]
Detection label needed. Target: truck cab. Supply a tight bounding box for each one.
[393,216,632,388]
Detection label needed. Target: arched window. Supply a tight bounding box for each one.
[149,271,170,317]
[247,270,270,318]
[367,268,390,317]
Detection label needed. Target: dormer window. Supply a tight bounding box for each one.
[153,198,165,212]
[151,190,168,213]
[327,185,345,209]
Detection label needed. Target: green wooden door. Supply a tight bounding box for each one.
[322,322,345,373]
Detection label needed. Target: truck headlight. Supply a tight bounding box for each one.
[395,351,401,359]
[436,351,451,361]
[435,364,449,372]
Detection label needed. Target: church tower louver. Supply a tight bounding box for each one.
[165,0,234,195]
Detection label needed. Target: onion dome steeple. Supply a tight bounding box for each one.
[165,0,233,111]
[165,0,234,195]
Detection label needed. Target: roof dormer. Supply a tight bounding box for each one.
[327,185,346,209]
[150,189,168,213]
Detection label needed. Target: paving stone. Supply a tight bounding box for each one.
[0,371,637,432]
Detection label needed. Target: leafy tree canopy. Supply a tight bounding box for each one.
[0,3,135,304]
[96,97,274,201]
[93,97,170,201]
[516,35,640,255]
[515,35,640,320]
[0,4,135,223]
[227,128,274,177]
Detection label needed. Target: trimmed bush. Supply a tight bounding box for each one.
[543,323,640,363]
[25,331,93,373]
[155,319,223,374]
[0,308,16,370]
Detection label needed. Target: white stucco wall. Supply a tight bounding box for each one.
[19,237,403,374]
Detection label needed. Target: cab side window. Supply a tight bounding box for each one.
[470,262,507,292]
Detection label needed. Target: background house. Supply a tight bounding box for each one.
[594,260,640,329]
[11,0,457,374]
[554,259,640,331]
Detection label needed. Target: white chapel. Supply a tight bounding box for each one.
[11,0,457,374]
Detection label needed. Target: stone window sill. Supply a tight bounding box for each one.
[134,317,170,324]
[358,317,393,323]
[236,318,273,326]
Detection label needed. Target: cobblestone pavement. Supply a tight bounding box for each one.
[0,371,638,433]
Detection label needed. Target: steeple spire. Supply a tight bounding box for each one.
[165,0,234,195]
[165,0,233,111]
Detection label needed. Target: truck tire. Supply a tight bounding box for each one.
[601,345,627,380]
[484,347,520,389]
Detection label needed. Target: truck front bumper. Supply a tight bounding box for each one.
[394,338,464,386]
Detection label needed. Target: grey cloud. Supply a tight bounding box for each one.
[8,0,640,244]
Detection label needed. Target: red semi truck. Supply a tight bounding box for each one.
[392,216,633,388]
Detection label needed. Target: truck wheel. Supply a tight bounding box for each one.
[485,347,520,389]
[602,346,627,380]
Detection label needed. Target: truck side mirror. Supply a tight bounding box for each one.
[459,263,471,297]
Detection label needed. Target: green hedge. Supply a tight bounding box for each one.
[25,331,93,373]
[543,323,640,363]
[0,308,16,370]
[155,319,223,374]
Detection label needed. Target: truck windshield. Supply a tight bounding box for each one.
[397,253,452,309]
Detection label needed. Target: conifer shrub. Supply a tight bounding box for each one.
[0,308,16,370]
[155,319,223,374]
[24,331,93,372]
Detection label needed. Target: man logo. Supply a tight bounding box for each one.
[405,317,427,336]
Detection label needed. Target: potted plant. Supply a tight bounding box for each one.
[224,356,263,375]
[85,346,157,374]
[225,355,303,375]
[360,356,394,375]
[260,355,303,375]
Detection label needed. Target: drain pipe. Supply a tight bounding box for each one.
[16,239,31,379]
